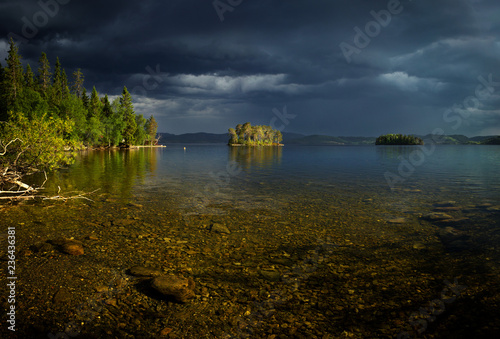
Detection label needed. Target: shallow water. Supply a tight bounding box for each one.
[4,144,500,338]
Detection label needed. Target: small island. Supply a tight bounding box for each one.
[375,134,424,145]
[228,122,283,146]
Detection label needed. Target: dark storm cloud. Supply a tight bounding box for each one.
[1,0,499,135]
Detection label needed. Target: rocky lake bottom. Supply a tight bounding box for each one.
[1,184,499,339]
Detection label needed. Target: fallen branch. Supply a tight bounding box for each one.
[42,188,101,202]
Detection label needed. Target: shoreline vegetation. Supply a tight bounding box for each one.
[228,122,283,146]
[0,39,159,199]
[375,134,424,145]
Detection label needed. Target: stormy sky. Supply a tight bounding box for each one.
[1,0,499,136]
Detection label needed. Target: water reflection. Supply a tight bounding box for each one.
[38,148,160,198]
[228,146,282,171]
[375,145,424,160]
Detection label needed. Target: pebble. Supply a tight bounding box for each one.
[160,327,173,336]
[61,242,84,256]
[422,212,453,221]
[128,265,163,277]
[433,201,456,207]
[412,242,426,250]
[151,275,196,303]
[387,217,406,224]
[259,270,281,282]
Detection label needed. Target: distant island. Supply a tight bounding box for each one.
[375,134,424,145]
[228,122,283,146]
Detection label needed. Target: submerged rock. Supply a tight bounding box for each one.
[387,217,406,224]
[210,223,231,234]
[151,275,196,303]
[422,212,453,221]
[433,201,456,207]
[438,227,469,251]
[259,270,281,282]
[31,242,55,254]
[128,265,163,277]
[49,238,84,255]
[61,242,84,256]
[53,288,72,304]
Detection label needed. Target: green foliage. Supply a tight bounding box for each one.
[134,114,147,145]
[229,122,283,146]
[88,86,102,120]
[1,38,24,116]
[145,115,158,145]
[120,87,137,146]
[37,52,51,96]
[24,64,36,90]
[0,113,76,172]
[375,134,424,145]
[71,68,84,98]
[0,41,159,156]
[482,136,500,145]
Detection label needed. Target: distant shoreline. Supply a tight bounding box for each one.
[228,144,284,147]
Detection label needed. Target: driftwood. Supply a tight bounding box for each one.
[1,138,97,202]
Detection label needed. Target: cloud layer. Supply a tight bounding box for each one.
[1,0,499,136]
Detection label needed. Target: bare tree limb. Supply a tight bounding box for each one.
[0,138,22,156]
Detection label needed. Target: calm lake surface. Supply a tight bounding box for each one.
[7,144,500,338]
[42,144,500,216]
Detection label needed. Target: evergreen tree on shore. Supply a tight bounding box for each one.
[1,38,24,118]
[0,42,159,149]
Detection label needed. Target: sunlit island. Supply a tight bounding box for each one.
[375,134,424,145]
[228,122,283,146]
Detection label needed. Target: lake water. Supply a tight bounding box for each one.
[42,144,500,219]
[7,144,500,338]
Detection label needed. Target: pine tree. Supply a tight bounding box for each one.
[0,63,6,120]
[37,52,51,96]
[81,87,89,109]
[61,69,70,99]
[134,114,147,145]
[71,68,84,98]
[25,64,35,90]
[145,115,158,145]
[88,86,102,119]
[52,57,63,105]
[120,87,137,145]
[2,37,24,115]
[101,94,113,119]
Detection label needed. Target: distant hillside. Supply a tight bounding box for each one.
[157,132,499,145]
[158,132,228,143]
[288,135,376,145]
[158,132,305,144]
[419,134,497,144]
[482,136,500,145]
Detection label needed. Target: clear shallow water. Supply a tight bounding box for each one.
[12,144,500,337]
[38,144,500,253]
[41,144,500,207]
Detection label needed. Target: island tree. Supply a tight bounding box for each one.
[228,122,283,146]
[375,134,424,145]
